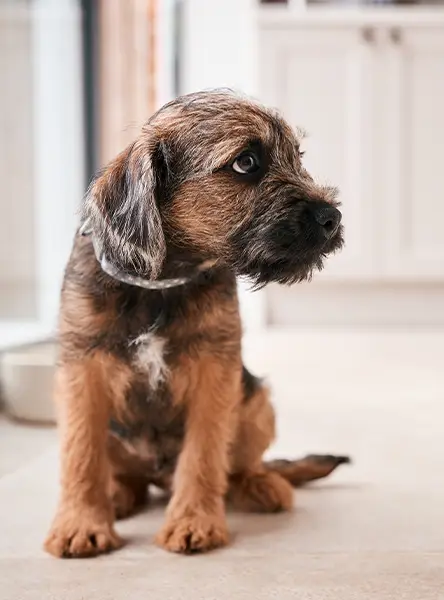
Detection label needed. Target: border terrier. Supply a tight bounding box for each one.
[44,90,347,558]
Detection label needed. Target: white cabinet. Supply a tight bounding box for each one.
[383,26,444,279]
[259,20,444,282]
[260,26,377,279]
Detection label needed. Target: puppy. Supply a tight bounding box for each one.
[44,90,347,558]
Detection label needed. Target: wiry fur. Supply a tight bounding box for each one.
[44,90,348,559]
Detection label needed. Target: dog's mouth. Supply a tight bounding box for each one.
[230,217,344,288]
[319,223,344,255]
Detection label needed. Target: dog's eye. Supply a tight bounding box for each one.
[232,152,260,174]
[299,150,305,158]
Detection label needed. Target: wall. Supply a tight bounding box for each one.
[0,6,36,318]
[0,0,84,328]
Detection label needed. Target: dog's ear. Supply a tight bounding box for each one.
[83,138,168,279]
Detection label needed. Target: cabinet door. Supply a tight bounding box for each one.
[259,26,377,279]
[383,26,444,279]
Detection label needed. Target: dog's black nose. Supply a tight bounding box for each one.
[312,205,342,239]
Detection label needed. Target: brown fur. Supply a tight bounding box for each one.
[44,90,348,558]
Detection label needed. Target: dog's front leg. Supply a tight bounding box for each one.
[156,356,240,553]
[44,354,122,558]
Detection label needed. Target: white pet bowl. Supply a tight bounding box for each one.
[0,341,57,423]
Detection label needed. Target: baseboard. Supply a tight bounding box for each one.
[267,282,444,329]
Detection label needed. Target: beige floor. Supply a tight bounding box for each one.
[0,416,55,477]
[0,330,443,599]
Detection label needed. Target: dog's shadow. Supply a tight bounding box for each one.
[228,510,297,545]
[118,481,358,551]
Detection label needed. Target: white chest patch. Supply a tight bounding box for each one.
[130,332,169,391]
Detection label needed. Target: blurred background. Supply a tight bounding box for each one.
[0,0,443,461]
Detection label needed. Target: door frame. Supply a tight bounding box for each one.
[180,0,268,331]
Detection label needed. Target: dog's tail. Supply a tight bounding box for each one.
[228,454,351,512]
[263,454,351,487]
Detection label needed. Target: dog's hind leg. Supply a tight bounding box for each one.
[229,378,294,512]
[228,368,350,513]
[109,474,149,520]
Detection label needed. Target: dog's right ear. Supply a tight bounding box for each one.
[82,138,168,279]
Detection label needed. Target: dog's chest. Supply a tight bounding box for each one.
[129,331,169,392]
[109,331,185,477]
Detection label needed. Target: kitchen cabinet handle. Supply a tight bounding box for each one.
[362,27,375,44]
[390,28,402,44]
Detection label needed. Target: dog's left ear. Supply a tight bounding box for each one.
[83,137,168,279]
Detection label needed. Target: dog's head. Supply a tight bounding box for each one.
[84,90,343,286]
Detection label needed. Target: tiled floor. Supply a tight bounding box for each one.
[0,415,56,477]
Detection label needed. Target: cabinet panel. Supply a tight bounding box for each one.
[384,27,444,278]
[259,27,377,279]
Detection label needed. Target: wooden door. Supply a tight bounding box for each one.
[98,0,158,165]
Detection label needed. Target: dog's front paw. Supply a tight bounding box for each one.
[44,508,123,558]
[156,512,229,554]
